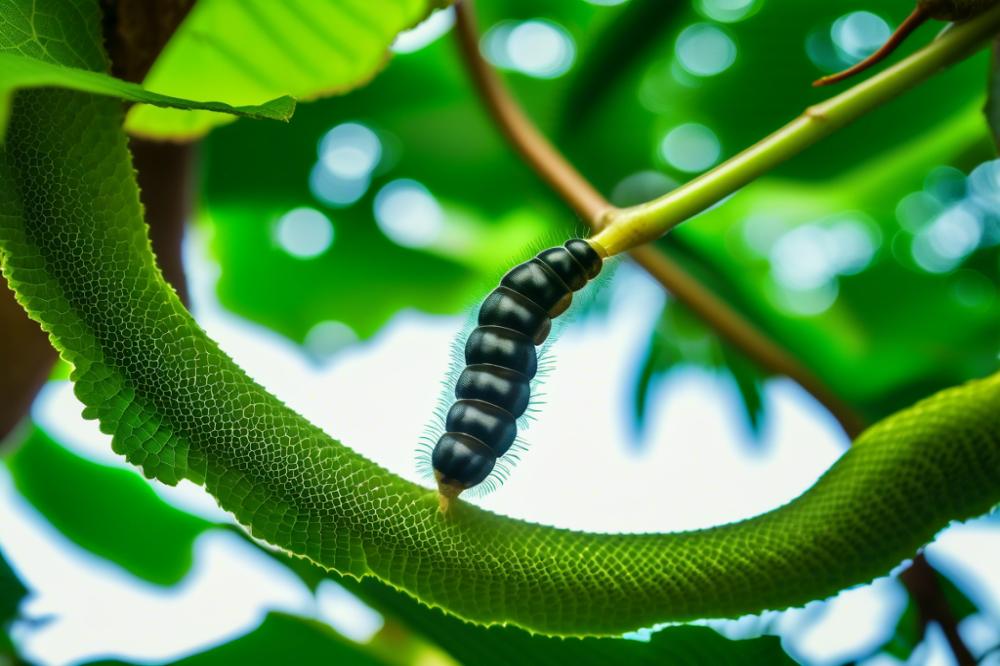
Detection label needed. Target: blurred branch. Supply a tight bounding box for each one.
[900,554,977,666]
[452,0,863,438]
[452,1,974,662]
[451,1,610,223]
[592,3,1000,255]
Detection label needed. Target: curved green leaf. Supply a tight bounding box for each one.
[125,0,449,139]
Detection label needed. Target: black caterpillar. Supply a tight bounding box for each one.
[431,238,604,506]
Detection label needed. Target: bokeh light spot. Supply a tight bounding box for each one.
[675,24,737,77]
[274,207,334,259]
[318,123,381,180]
[373,179,445,248]
[697,0,760,23]
[304,321,359,361]
[768,279,840,317]
[831,11,890,61]
[309,163,370,208]
[769,216,879,291]
[611,171,677,207]
[911,203,983,272]
[660,123,721,173]
[741,214,788,257]
[895,191,943,233]
[966,159,1000,209]
[482,20,576,78]
[924,165,967,204]
[951,269,996,311]
[392,7,455,53]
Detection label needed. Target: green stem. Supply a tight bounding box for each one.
[592,3,1000,256]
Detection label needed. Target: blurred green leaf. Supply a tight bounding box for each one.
[126,0,451,139]
[4,427,212,586]
[86,612,387,666]
[633,298,765,442]
[0,547,27,664]
[0,52,293,140]
[0,548,25,628]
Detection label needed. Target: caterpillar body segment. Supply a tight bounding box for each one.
[432,239,605,508]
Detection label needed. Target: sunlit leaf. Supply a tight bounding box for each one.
[126,0,452,139]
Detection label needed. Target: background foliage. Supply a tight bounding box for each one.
[0,0,998,663]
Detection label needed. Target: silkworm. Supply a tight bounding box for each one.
[431,238,604,508]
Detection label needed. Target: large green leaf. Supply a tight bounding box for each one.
[4,426,211,585]
[125,0,449,139]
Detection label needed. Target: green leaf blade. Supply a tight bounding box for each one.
[124,0,449,140]
[0,52,294,140]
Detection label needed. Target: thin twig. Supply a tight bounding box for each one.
[592,2,1000,256]
[813,4,931,87]
[451,1,610,223]
[452,1,975,661]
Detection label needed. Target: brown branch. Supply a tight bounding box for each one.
[451,1,611,223]
[452,0,972,660]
